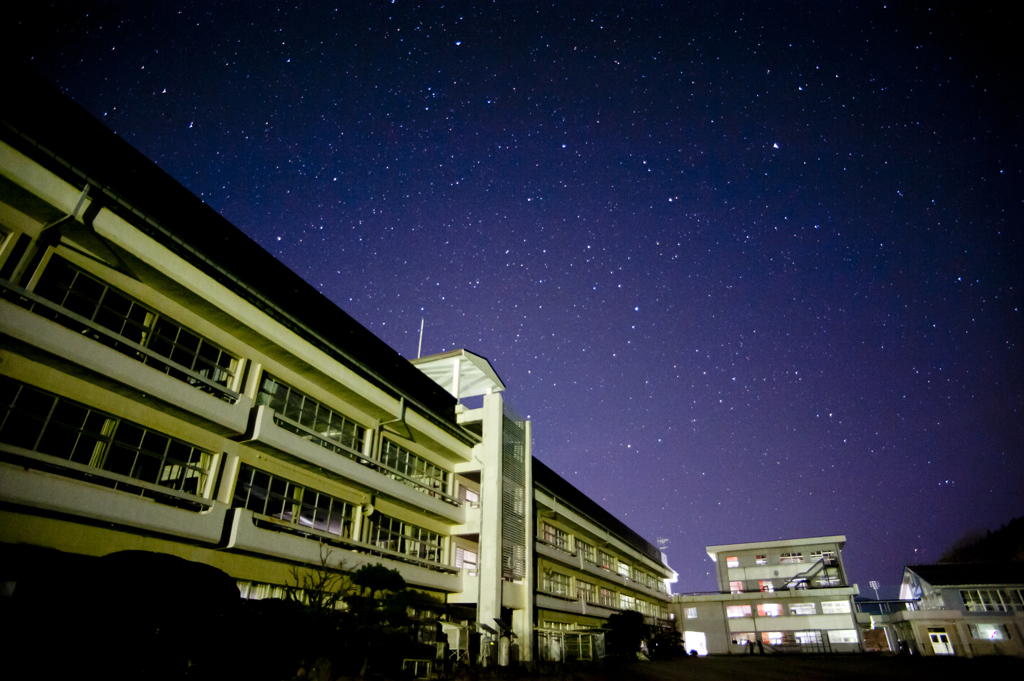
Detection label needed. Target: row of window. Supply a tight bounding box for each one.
[721,600,852,619]
[541,569,668,618]
[726,550,837,568]
[29,256,238,400]
[0,377,212,502]
[731,630,859,646]
[540,522,664,592]
[960,589,1024,612]
[729,575,841,593]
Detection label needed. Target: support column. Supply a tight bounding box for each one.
[515,418,535,663]
[477,391,504,664]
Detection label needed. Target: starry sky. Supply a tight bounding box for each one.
[12,2,1023,595]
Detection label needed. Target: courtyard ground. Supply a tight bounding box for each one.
[537,654,1024,681]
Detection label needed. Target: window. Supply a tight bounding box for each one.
[816,576,841,587]
[458,486,479,504]
[731,632,756,646]
[761,632,783,645]
[233,464,354,538]
[597,550,615,570]
[33,256,238,399]
[726,556,739,568]
[542,523,571,551]
[729,581,744,593]
[726,605,752,618]
[790,603,816,615]
[543,571,572,597]
[961,589,1013,612]
[755,555,767,565]
[576,539,596,563]
[0,377,212,502]
[577,580,596,603]
[779,552,803,564]
[827,630,859,644]
[810,550,837,566]
[364,512,444,564]
[379,439,451,498]
[454,547,477,571]
[619,594,635,610]
[599,587,615,607]
[257,374,365,454]
[968,623,1006,641]
[759,580,774,593]
[757,603,782,617]
[618,561,631,578]
[822,600,851,614]
[795,631,822,645]
[685,607,697,619]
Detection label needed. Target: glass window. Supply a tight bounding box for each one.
[0,377,211,501]
[762,631,783,645]
[755,555,767,565]
[726,556,739,568]
[760,580,774,593]
[33,257,237,398]
[364,512,443,564]
[796,631,823,645]
[454,547,478,570]
[726,605,752,618]
[731,632,756,646]
[577,580,596,603]
[258,374,366,454]
[779,552,803,564]
[827,630,859,644]
[790,603,816,615]
[968,623,1006,640]
[599,587,615,607]
[233,463,354,539]
[619,594,635,610]
[757,603,782,617]
[576,539,596,563]
[822,600,851,614]
[597,550,615,570]
[729,581,743,593]
[810,550,837,566]
[380,439,451,498]
[542,523,571,551]
[543,571,572,596]
[685,607,697,619]
[617,561,631,578]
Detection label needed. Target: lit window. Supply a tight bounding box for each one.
[757,603,782,617]
[729,581,744,593]
[597,550,615,570]
[599,587,615,607]
[576,539,596,563]
[726,556,739,568]
[827,630,859,644]
[731,632,756,646]
[790,603,816,615]
[577,580,596,603]
[618,561,631,578]
[779,552,803,564]
[542,523,571,551]
[961,589,1012,612]
[796,631,822,644]
[810,550,837,566]
[620,594,635,610]
[459,486,479,504]
[762,631,783,645]
[543,571,572,596]
[968,623,1006,640]
[685,607,698,619]
[726,605,752,618]
[755,555,767,565]
[822,600,851,614]
[759,580,774,593]
[455,547,478,571]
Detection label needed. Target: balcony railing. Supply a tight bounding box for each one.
[270,411,462,507]
[0,279,240,404]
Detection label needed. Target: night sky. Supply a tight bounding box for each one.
[12,2,1023,595]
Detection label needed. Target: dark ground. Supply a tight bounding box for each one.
[534,655,1024,681]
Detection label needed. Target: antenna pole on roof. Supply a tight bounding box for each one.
[417,317,425,359]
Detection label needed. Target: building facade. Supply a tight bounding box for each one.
[857,563,1024,657]
[0,70,672,668]
[672,536,861,655]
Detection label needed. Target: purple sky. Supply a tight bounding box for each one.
[14,1,1022,595]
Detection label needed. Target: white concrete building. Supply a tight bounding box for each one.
[672,536,861,655]
[0,69,672,668]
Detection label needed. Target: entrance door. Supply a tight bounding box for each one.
[928,629,954,655]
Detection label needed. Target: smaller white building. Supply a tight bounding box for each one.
[672,536,861,655]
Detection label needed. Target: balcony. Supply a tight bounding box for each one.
[0,288,251,436]
[244,406,465,524]
[535,539,671,602]
[224,508,460,592]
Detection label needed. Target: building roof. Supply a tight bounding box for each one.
[532,457,666,567]
[412,349,505,399]
[706,535,847,560]
[1,68,459,429]
[905,563,1024,587]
